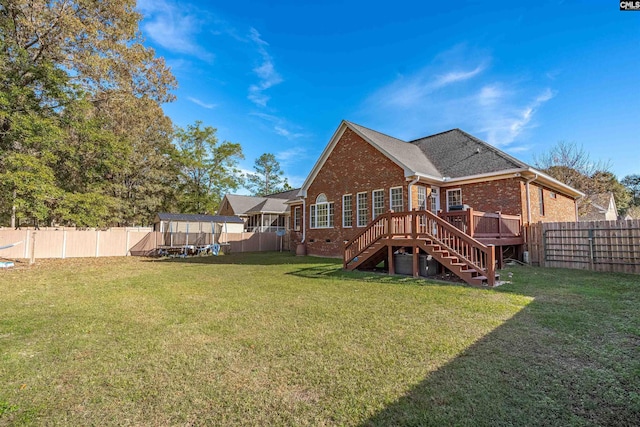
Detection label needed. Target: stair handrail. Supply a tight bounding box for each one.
[343,212,390,266]
[416,210,496,285]
[344,210,496,285]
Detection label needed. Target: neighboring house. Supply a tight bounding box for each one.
[289,120,584,267]
[153,213,244,234]
[579,192,618,221]
[218,189,299,232]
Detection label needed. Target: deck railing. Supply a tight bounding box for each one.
[438,209,521,240]
[344,210,496,285]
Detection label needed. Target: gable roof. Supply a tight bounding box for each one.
[155,213,243,223]
[301,120,584,199]
[221,190,301,216]
[579,192,617,221]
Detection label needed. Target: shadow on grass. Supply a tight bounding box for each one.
[360,266,640,426]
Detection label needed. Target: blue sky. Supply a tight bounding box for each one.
[137,0,639,191]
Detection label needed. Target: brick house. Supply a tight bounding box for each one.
[287,121,582,285]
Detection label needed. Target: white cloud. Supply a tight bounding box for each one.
[359,46,555,149]
[369,62,487,109]
[247,28,283,107]
[276,147,307,165]
[433,65,486,88]
[479,88,555,147]
[250,112,306,140]
[187,96,217,109]
[137,0,214,61]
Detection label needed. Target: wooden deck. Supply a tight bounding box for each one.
[343,210,499,286]
[438,209,524,246]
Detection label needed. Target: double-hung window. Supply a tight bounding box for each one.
[372,189,384,219]
[390,187,403,212]
[343,194,353,227]
[294,206,301,231]
[446,188,462,211]
[417,186,427,210]
[357,192,368,227]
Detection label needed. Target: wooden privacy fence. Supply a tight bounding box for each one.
[0,228,151,259]
[524,219,640,274]
[0,229,290,259]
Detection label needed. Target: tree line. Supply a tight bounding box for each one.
[534,141,640,218]
[0,0,291,228]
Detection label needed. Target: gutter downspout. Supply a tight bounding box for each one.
[301,198,306,243]
[525,174,538,224]
[407,176,420,210]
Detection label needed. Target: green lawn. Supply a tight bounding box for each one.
[0,253,638,426]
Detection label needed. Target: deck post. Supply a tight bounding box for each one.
[487,244,496,286]
[467,208,474,237]
[412,208,418,239]
[497,211,502,238]
[388,244,394,275]
[413,245,419,277]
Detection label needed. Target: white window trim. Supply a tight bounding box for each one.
[446,188,462,212]
[417,186,427,211]
[294,206,301,231]
[372,189,384,220]
[357,192,368,227]
[310,201,334,229]
[342,194,353,228]
[390,186,403,212]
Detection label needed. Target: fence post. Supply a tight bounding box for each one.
[29,232,36,265]
[62,230,67,259]
[588,228,594,271]
[125,230,130,256]
[95,230,100,257]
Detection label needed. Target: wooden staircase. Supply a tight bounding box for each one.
[344,210,498,287]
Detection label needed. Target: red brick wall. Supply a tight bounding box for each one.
[438,178,577,223]
[440,178,525,216]
[305,127,407,257]
[529,183,576,223]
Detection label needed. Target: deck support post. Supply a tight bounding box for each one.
[388,244,394,275]
[487,244,496,286]
[413,245,419,277]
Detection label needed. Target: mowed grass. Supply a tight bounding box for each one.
[0,253,638,426]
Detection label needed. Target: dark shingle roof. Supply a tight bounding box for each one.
[409,129,528,178]
[264,188,301,200]
[156,213,244,223]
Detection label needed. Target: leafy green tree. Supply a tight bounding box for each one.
[175,121,244,214]
[246,153,290,196]
[533,141,615,214]
[0,0,177,227]
[621,174,640,207]
[591,171,631,216]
